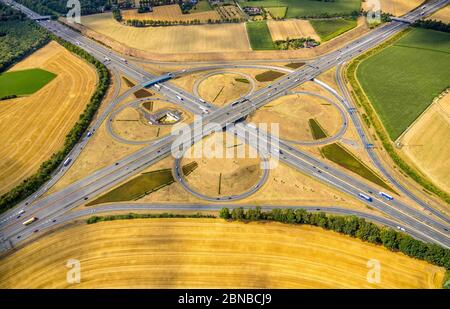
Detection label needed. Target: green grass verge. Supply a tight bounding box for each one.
[238,0,361,18]
[285,62,305,69]
[246,21,276,50]
[264,6,287,19]
[308,118,328,140]
[255,70,285,82]
[0,68,56,98]
[87,212,215,224]
[321,143,393,192]
[235,77,250,84]
[86,162,198,206]
[346,29,450,204]
[133,88,152,98]
[310,18,357,42]
[356,28,450,140]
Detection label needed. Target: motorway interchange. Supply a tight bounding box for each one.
[0,0,449,252]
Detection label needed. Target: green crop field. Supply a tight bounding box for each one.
[0,68,56,98]
[356,28,450,140]
[310,18,357,42]
[264,6,287,18]
[87,163,197,206]
[238,0,361,18]
[246,21,276,50]
[190,0,213,13]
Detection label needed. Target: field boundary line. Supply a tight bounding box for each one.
[396,87,450,143]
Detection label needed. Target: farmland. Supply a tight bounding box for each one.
[81,13,251,53]
[310,18,357,42]
[0,68,56,98]
[0,219,444,288]
[217,4,245,20]
[362,0,425,17]
[0,41,97,195]
[121,4,220,23]
[267,19,320,42]
[246,21,276,50]
[429,4,450,23]
[400,92,450,193]
[238,0,361,18]
[356,28,450,140]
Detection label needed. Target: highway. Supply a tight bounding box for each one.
[0,0,449,251]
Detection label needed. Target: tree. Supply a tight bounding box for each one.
[231,207,245,220]
[219,208,231,219]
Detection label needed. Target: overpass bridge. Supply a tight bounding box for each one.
[391,17,414,24]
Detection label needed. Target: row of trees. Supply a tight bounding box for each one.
[219,207,450,270]
[87,212,214,224]
[0,30,110,214]
[124,17,244,27]
[275,37,320,50]
[15,0,111,17]
[413,19,450,33]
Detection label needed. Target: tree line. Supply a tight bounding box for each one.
[124,17,244,27]
[413,19,450,33]
[0,27,110,213]
[87,212,215,224]
[219,207,450,270]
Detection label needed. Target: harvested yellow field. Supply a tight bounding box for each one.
[400,92,450,194]
[268,19,320,42]
[198,73,252,106]
[81,13,250,53]
[429,4,450,23]
[0,41,96,195]
[363,0,425,17]
[0,219,444,288]
[122,4,220,22]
